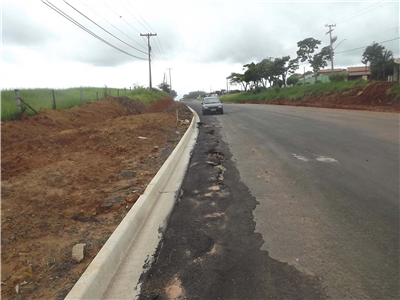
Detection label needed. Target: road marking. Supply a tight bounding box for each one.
[316,156,338,163]
[293,153,309,162]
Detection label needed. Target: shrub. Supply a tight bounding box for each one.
[316,80,322,84]
[287,75,300,86]
[304,82,311,85]
[296,82,304,86]
[252,86,267,94]
[273,86,281,93]
[329,73,348,82]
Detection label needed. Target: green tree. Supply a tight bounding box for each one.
[287,75,299,86]
[258,58,275,87]
[297,38,321,63]
[243,62,262,90]
[158,82,171,94]
[228,72,248,91]
[310,46,331,83]
[362,43,394,80]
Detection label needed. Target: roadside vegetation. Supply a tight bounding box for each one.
[220,80,368,103]
[1,87,169,121]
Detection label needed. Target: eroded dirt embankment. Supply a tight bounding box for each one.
[1,96,191,299]
[243,82,400,112]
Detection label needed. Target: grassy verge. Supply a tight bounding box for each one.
[220,80,368,103]
[389,84,400,94]
[1,87,169,121]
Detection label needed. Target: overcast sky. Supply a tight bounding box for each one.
[1,0,399,99]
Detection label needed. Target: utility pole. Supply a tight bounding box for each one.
[226,77,229,94]
[166,68,173,94]
[325,24,336,75]
[140,33,157,88]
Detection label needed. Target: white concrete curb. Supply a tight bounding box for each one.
[66,106,200,300]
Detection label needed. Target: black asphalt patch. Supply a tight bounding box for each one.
[139,112,327,300]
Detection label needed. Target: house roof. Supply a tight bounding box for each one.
[318,68,344,74]
[348,66,371,76]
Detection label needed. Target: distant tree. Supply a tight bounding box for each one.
[171,90,178,98]
[183,90,206,100]
[297,38,321,63]
[243,62,262,89]
[158,82,171,94]
[258,58,275,87]
[310,46,331,83]
[287,75,299,86]
[228,72,248,91]
[362,42,394,80]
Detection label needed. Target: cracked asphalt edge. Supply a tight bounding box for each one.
[138,111,328,300]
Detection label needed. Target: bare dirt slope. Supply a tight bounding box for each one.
[247,82,400,112]
[1,97,191,299]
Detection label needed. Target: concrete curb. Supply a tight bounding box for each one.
[66,106,200,300]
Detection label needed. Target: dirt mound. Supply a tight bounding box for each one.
[1,97,191,299]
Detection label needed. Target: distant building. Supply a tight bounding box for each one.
[393,58,400,83]
[347,66,371,81]
[317,68,347,83]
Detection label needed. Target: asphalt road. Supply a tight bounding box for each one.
[140,102,399,300]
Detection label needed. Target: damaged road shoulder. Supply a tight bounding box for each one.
[139,111,327,300]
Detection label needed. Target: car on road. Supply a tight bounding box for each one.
[202,97,223,115]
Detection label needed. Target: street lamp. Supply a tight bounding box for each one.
[334,39,347,50]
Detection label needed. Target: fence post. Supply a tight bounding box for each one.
[96,92,99,100]
[52,89,56,109]
[14,89,21,113]
[124,87,126,95]
[80,90,83,104]
[118,89,119,96]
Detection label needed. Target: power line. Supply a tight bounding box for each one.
[127,2,153,32]
[335,37,400,54]
[279,1,396,57]
[334,1,396,25]
[42,1,146,60]
[83,3,147,51]
[102,2,148,48]
[347,26,399,42]
[329,1,383,24]
[64,1,147,55]
[125,0,168,61]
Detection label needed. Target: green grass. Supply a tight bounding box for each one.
[1,87,169,121]
[220,80,368,104]
[389,83,400,94]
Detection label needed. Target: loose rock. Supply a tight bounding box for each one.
[72,243,86,263]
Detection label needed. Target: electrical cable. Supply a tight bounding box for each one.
[335,37,400,54]
[102,1,148,47]
[42,1,146,60]
[83,3,147,51]
[64,1,147,54]
[126,3,169,61]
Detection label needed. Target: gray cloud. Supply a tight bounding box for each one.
[2,4,55,46]
[2,0,399,87]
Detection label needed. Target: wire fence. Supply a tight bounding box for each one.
[1,87,131,121]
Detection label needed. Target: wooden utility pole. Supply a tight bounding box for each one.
[167,68,173,94]
[14,89,21,113]
[140,33,157,89]
[326,24,336,74]
[52,89,56,109]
